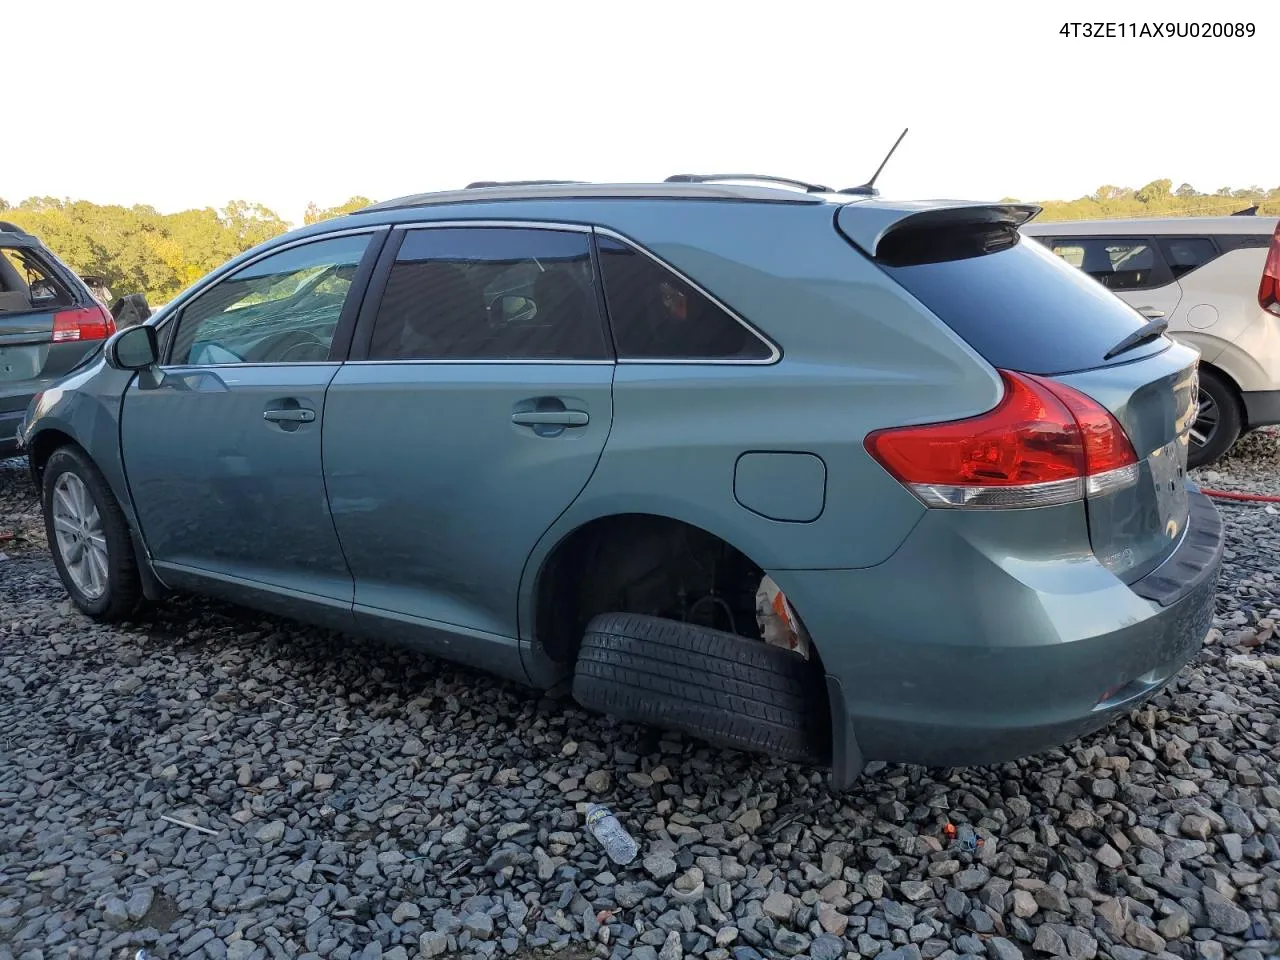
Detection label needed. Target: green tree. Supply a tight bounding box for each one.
[1135,179,1172,203]
[304,196,375,225]
[1036,181,1280,222]
[0,197,288,302]
[220,201,288,250]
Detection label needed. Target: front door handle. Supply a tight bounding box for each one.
[1137,306,1166,319]
[511,410,589,427]
[264,408,316,423]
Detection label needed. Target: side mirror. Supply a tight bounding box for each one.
[489,294,538,325]
[105,324,159,371]
[110,293,152,328]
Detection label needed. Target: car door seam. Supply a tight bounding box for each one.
[317,363,357,607]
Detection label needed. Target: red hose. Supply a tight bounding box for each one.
[1200,488,1280,503]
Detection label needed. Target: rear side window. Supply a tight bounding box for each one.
[0,247,74,314]
[368,227,609,361]
[596,236,773,361]
[1047,238,1173,291]
[1158,237,1219,279]
[881,234,1162,376]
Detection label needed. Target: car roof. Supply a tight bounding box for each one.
[0,221,40,247]
[361,181,848,212]
[1023,215,1280,236]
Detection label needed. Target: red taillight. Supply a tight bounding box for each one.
[51,305,115,343]
[1260,221,1280,317]
[865,370,1139,508]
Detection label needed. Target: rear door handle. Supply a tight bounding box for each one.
[511,410,589,427]
[264,408,316,423]
[1137,306,1166,319]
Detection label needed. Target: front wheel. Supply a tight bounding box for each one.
[42,446,142,621]
[1188,368,1242,469]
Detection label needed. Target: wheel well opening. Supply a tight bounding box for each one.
[1199,361,1243,402]
[26,429,77,483]
[534,514,770,665]
[537,513,833,763]
[1198,361,1235,387]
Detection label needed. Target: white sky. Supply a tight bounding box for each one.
[6,0,1278,226]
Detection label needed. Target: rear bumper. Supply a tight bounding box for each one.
[776,490,1223,775]
[1242,389,1280,428]
[1,380,49,458]
[0,418,23,458]
[0,406,30,458]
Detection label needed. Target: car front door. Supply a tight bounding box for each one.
[1046,235,1183,321]
[322,224,614,678]
[121,230,383,627]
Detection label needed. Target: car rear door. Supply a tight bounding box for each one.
[120,230,383,628]
[322,223,614,678]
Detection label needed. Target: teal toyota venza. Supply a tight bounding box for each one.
[19,179,1223,786]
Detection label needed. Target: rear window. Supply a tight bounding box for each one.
[879,233,1164,376]
[1159,237,1219,278]
[1,246,74,314]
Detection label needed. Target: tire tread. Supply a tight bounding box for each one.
[572,612,822,763]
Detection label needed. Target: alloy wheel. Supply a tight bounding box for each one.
[1189,387,1219,452]
[51,472,109,600]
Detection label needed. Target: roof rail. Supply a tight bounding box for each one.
[664,173,832,194]
[1232,205,1259,216]
[0,220,25,233]
[465,179,585,189]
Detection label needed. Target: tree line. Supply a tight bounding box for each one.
[3,182,1278,303]
[1013,180,1280,222]
[0,196,371,304]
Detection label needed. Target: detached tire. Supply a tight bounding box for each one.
[573,613,825,763]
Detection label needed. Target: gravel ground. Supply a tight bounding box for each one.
[1,449,1278,960]
[1194,428,1280,497]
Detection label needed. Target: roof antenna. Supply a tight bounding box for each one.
[839,127,909,196]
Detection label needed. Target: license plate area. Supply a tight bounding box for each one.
[1149,435,1190,542]
[0,345,44,382]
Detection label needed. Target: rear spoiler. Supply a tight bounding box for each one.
[836,200,1043,259]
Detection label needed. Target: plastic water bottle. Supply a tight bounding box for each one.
[585,803,638,865]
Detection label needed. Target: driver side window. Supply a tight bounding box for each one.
[168,233,372,365]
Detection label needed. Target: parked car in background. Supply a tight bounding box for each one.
[19,181,1221,786]
[80,275,114,306]
[1022,214,1280,466]
[1,221,118,459]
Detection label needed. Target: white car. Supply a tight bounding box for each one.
[1022,213,1280,466]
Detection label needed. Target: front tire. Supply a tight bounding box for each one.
[42,446,142,621]
[1188,368,1242,469]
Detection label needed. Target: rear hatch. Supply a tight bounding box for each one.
[1,242,112,391]
[839,201,1198,583]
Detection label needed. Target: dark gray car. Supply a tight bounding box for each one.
[18,181,1224,787]
[1,222,117,458]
